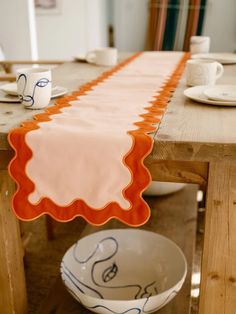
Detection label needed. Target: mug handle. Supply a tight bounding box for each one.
[86,51,96,64]
[216,62,224,79]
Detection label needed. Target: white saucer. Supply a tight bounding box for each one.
[0,82,18,96]
[203,85,236,102]
[191,53,236,64]
[51,86,68,99]
[0,91,20,103]
[0,85,68,103]
[184,85,236,106]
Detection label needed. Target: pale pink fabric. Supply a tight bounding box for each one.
[25,52,184,209]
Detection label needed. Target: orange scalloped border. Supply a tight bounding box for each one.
[8,52,189,226]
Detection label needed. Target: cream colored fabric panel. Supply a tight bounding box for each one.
[25,52,184,209]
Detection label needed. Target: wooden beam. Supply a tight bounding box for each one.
[199,161,236,314]
[0,170,27,314]
[0,150,14,170]
[145,158,208,189]
[0,60,64,65]
[0,60,64,69]
[0,74,16,81]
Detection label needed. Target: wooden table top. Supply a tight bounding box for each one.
[153,64,236,162]
[0,61,110,150]
[0,56,236,163]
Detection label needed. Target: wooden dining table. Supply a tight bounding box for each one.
[0,55,236,314]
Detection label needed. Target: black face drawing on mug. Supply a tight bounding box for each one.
[17,73,51,107]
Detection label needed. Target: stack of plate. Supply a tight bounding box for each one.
[184,85,236,106]
[191,52,236,65]
[0,82,68,103]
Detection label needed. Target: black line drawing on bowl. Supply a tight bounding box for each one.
[61,262,103,298]
[71,236,159,300]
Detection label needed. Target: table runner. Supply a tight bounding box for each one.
[8,52,188,226]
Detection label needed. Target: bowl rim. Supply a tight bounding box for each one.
[61,228,188,302]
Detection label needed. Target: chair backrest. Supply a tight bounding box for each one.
[0,44,5,61]
[0,44,6,74]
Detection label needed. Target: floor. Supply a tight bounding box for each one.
[22,185,203,314]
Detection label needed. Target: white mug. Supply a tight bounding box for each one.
[186,59,224,86]
[16,67,51,109]
[190,36,210,54]
[86,48,118,66]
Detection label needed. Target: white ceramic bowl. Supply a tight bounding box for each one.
[143,181,186,196]
[61,229,187,314]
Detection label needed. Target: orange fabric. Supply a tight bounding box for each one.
[8,52,189,226]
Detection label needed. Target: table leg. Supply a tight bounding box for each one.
[0,170,27,314]
[199,161,236,314]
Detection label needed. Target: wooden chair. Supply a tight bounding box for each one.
[0,60,64,81]
[0,44,64,81]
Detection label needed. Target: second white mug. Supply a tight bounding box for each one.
[86,48,118,66]
[186,59,224,86]
[190,36,210,54]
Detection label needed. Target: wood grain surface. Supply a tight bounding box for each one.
[0,170,27,314]
[199,161,236,314]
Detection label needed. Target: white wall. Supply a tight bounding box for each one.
[36,0,109,60]
[0,0,34,59]
[1,0,234,61]
[84,0,109,51]
[202,0,236,52]
[113,0,149,51]
[112,0,236,53]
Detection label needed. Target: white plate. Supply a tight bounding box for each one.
[0,82,18,96]
[203,85,236,102]
[0,90,20,103]
[0,85,68,103]
[191,53,236,64]
[51,86,68,99]
[184,85,236,106]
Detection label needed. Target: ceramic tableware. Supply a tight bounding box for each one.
[184,85,236,106]
[191,53,236,64]
[86,48,118,66]
[190,36,210,54]
[61,229,187,314]
[203,85,236,102]
[0,82,67,103]
[143,181,186,196]
[0,91,21,103]
[0,82,18,96]
[186,59,224,87]
[16,67,52,109]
